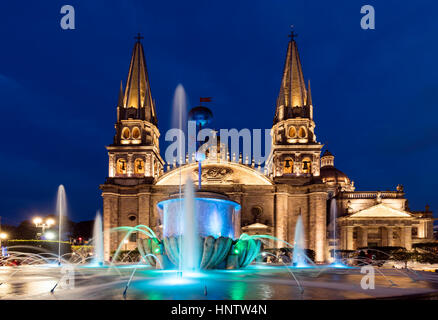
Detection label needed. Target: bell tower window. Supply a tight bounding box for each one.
[116,158,127,175]
[122,127,131,140]
[132,127,141,141]
[288,127,297,138]
[302,157,312,174]
[298,127,307,138]
[134,158,145,174]
[283,157,294,174]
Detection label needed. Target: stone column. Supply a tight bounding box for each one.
[340,226,346,250]
[108,153,115,177]
[380,227,387,247]
[401,226,412,250]
[427,220,434,240]
[346,226,354,250]
[274,190,288,248]
[146,154,151,177]
[359,227,368,248]
[418,221,425,238]
[312,193,327,263]
[103,193,118,261]
[138,191,151,239]
[387,226,395,247]
[127,153,133,177]
[308,196,317,254]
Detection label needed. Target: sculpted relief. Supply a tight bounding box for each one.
[193,166,234,184]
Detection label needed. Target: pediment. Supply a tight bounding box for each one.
[348,203,412,218]
[242,223,270,229]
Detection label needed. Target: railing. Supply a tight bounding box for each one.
[163,153,266,174]
[341,191,402,199]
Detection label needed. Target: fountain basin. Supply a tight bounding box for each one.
[138,236,261,269]
[136,191,260,269]
[158,191,241,239]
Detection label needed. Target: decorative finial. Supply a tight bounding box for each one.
[134,33,144,42]
[288,25,298,41]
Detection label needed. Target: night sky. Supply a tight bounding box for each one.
[0,1,437,224]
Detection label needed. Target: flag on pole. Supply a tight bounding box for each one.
[200,97,212,103]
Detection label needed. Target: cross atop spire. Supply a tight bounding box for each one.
[134,33,144,42]
[288,25,298,41]
[120,38,157,124]
[274,28,313,124]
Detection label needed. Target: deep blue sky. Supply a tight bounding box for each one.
[0,1,437,224]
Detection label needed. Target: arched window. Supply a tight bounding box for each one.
[283,157,294,174]
[134,158,145,174]
[121,127,130,140]
[116,158,127,175]
[298,127,307,138]
[288,126,297,138]
[132,127,141,140]
[302,157,312,174]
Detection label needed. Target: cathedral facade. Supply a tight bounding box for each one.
[100,34,434,263]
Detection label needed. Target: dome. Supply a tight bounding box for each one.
[320,166,350,185]
[319,150,353,189]
[188,106,213,127]
[320,165,354,191]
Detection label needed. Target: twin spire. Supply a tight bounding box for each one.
[118,35,157,125]
[118,31,310,127]
[274,31,313,124]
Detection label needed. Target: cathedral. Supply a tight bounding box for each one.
[100,33,434,263]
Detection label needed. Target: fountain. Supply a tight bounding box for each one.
[56,185,66,265]
[91,211,104,266]
[137,85,261,271]
[153,181,252,270]
[291,216,308,267]
[180,177,200,272]
[1,184,437,300]
[329,198,349,268]
[1,85,431,300]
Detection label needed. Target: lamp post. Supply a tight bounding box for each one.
[33,217,55,239]
[0,232,7,256]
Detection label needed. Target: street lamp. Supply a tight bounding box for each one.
[0,233,7,255]
[33,217,56,239]
[33,217,42,225]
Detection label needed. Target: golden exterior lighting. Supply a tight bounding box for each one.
[283,158,294,174]
[33,217,43,225]
[99,33,435,264]
[134,159,145,174]
[46,218,55,226]
[302,157,312,174]
[0,233,7,240]
[117,159,127,175]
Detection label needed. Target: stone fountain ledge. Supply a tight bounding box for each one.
[382,260,438,271]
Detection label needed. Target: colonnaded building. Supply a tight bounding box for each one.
[100,33,434,263]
